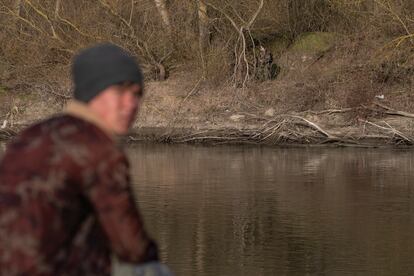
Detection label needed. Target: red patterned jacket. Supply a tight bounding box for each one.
[0,101,157,275]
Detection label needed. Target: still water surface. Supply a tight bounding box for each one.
[2,142,414,275]
[128,144,414,276]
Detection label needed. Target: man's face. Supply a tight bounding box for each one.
[89,82,143,135]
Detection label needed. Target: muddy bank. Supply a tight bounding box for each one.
[0,78,414,147]
[128,112,414,148]
[1,27,413,148]
[1,116,413,148]
[1,75,413,148]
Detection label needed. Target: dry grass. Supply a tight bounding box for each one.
[0,0,412,130]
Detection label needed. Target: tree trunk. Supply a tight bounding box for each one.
[198,0,209,50]
[55,0,61,19]
[13,0,21,15]
[12,0,22,30]
[153,0,172,35]
[197,0,209,79]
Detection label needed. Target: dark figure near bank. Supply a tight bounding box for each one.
[257,45,273,81]
[0,44,158,275]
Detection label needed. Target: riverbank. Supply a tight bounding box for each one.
[1,73,414,147]
[129,115,414,148]
[1,31,413,148]
[1,1,413,147]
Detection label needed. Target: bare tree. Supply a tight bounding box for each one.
[12,0,22,29]
[13,0,21,15]
[206,0,264,87]
[54,0,61,19]
[153,0,172,36]
[197,0,209,79]
[198,0,209,49]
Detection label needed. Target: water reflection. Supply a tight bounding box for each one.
[2,143,414,275]
[128,144,414,275]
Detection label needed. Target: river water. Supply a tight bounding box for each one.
[128,144,414,276]
[2,142,414,275]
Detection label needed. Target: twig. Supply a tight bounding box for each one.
[176,136,242,143]
[205,0,264,88]
[0,128,17,140]
[289,115,335,139]
[362,120,413,144]
[383,121,413,143]
[24,0,62,42]
[374,0,413,43]
[5,5,46,35]
[307,108,354,115]
[374,102,414,118]
[258,121,285,141]
[182,77,203,102]
[165,77,204,129]
[128,0,134,25]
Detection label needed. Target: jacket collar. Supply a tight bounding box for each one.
[65,100,115,140]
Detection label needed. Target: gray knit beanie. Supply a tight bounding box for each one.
[72,43,143,102]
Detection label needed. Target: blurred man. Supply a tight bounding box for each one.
[0,43,159,275]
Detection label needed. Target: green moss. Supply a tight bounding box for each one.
[17,92,35,100]
[0,85,6,96]
[267,36,291,58]
[291,32,337,54]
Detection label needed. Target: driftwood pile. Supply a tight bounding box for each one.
[130,103,414,147]
[0,128,16,141]
[1,102,414,147]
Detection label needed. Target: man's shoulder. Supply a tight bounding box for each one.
[8,114,120,159]
[4,114,124,168]
[20,114,112,144]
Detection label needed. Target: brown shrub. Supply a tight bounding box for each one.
[0,0,412,107]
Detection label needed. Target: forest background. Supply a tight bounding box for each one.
[0,0,413,145]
